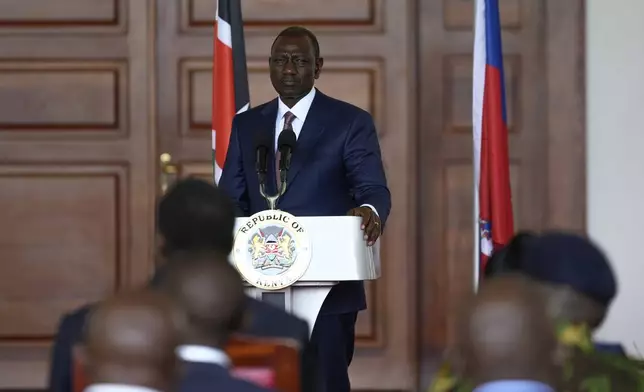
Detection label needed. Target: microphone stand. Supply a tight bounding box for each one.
[258,128,294,210]
[259,175,287,210]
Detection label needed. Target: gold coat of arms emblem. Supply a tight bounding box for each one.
[233,210,312,290]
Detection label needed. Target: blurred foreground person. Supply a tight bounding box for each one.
[49,178,312,392]
[430,233,538,392]
[521,232,644,390]
[430,231,644,392]
[456,275,559,391]
[430,232,644,392]
[482,232,626,356]
[522,232,617,344]
[482,231,536,278]
[79,290,181,392]
[158,252,275,392]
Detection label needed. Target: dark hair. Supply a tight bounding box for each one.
[271,26,320,58]
[157,251,246,340]
[484,232,537,278]
[157,178,235,257]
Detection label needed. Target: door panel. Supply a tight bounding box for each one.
[0,0,155,387]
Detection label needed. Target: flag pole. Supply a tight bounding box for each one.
[212,1,219,185]
[472,0,514,293]
[473,162,480,292]
[472,0,484,293]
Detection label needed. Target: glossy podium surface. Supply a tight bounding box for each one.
[230,216,380,335]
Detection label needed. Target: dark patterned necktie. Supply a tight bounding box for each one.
[276,111,296,190]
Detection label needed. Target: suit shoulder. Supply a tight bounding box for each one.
[564,349,644,390]
[245,298,309,343]
[52,303,95,348]
[57,304,93,331]
[251,299,306,327]
[321,93,373,120]
[233,101,274,123]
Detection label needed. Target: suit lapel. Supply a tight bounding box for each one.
[286,93,326,188]
[260,99,279,194]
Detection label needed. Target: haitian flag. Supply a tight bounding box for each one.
[212,0,250,184]
[473,0,514,272]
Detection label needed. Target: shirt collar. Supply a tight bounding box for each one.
[277,88,316,123]
[473,380,555,392]
[176,345,231,368]
[84,384,161,392]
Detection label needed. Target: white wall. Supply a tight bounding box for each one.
[587,0,644,355]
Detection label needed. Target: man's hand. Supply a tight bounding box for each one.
[347,206,381,246]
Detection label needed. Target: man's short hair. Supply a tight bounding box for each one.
[157,178,235,256]
[271,26,320,58]
[157,251,246,338]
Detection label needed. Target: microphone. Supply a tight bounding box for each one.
[277,127,297,186]
[254,130,271,185]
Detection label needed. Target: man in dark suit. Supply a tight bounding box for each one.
[219,26,391,392]
[48,179,312,392]
[158,252,274,392]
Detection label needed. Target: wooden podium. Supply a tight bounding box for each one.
[231,214,381,335]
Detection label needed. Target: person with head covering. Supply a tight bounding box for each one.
[520,232,644,390]
[429,231,644,392]
[483,231,537,278]
[483,230,628,356]
[79,290,181,392]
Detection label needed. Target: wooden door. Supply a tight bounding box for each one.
[0,0,587,390]
[155,1,418,390]
[417,0,586,386]
[0,0,156,387]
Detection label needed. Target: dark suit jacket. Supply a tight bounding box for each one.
[49,305,91,392]
[48,299,312,392]
[219,90,391,314]
[180,361,275,392]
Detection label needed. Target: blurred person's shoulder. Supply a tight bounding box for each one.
[564,349,644,391]
[243,298,309,346]
[560,323,644,391]
[55,303,94,340]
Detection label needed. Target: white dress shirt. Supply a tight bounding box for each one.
[274,88,379,217]
[176,344,231,368]
[274,87,316,151]
[84,384,161,392]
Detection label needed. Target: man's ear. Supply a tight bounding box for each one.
[314,57,324,79]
